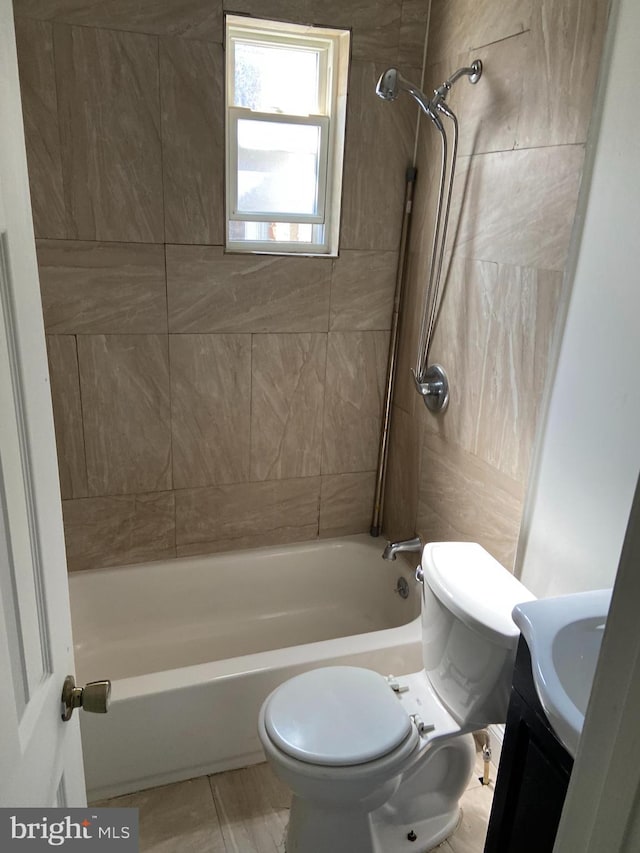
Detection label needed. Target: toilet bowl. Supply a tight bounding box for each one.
[258,542,535,853]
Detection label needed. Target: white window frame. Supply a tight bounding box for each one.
[225,15,350,257]
[228,109,330,223]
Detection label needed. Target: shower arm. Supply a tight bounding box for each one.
[434,61,482,102]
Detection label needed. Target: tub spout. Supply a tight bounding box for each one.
[382,536,423,561]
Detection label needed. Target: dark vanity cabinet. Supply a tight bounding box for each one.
[484,638,574,853]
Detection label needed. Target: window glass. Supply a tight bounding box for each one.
[237,119,322,216]
[233,42,320,115]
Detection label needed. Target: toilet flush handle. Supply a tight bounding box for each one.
[415,565,424,584]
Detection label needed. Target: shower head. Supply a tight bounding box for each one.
[376,67,442,128]
[375,67,402,101]
[377,61,483,127]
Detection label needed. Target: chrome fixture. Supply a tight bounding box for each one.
[382,536,423,561]
[370,168,417,538]
[376,61,483,413]
[395,576,410,599]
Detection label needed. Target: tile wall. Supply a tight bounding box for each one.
[384,0,610,569]
[13,0,427,569]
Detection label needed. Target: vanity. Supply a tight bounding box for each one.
[484,589,611,853]
[484,638,573,851]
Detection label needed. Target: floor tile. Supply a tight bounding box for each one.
[95,757,492,853]
[448,782,494,853]
[96,776,226,852]
[209,764,290,853]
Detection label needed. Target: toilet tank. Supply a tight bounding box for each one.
[420,542,535,730]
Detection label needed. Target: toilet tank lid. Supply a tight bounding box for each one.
[422,542,536,648]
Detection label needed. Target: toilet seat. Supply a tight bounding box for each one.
[264,666,413,766]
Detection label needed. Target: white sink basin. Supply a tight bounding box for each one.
[512,589,612,758]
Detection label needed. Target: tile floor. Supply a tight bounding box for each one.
[96,750,494,852]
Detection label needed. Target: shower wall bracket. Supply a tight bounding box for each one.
[412,365,449,413]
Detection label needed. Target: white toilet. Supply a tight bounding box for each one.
[258,541,535,853]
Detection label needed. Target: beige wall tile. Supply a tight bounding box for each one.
[167,245,332,333]
[330,250,397,331]
[341,61,417,251]
[474,264,562,482]
[399,0,428,67]
[391,244,423,417]
[37,240,167,334]
[425,33,528,158]
[425,257,563,482]
[451,146,585,271]
[382,405,421,541]
[63,491,175,571]
[518,0,610,148]
[46,336,87,499]
[319,472,376,538]
[175,478,320,556]
[170,334,251,489]
[417,433,524,571]
[54,24,163,242]
[14,18,67,239]
[251,334,326,481]
[396,0,608,586]
[427,0,530,64]
[423,257,499,462]
[13,1,222,41]
[222,0,402,62]
[322,331,389,474]
[78,335,171,495]
[161,38,224,245]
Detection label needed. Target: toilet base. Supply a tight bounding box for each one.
[284,798,460,853]
[279,733,476,853]
[371,804,460,853]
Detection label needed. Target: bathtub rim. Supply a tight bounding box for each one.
[110,614,422,701]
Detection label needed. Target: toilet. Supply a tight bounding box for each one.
[258,541,535,853]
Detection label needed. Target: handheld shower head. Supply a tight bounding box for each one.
[376,67,443,130]
[375,67,401,101]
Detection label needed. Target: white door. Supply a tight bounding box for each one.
[0,0,86,806]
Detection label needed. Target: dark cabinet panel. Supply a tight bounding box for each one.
[484,640,574,853]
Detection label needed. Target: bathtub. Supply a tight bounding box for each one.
[69,534,422,801]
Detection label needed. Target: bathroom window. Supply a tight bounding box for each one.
[225,15,350,256]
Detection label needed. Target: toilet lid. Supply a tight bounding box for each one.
[264,666,412,766]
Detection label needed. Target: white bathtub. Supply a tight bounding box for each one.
[69,535,422,800]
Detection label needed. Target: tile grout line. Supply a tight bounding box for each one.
[12,12,224,48]
[72,333,91,499]
[48,19,72,241]
[156,35,177,556]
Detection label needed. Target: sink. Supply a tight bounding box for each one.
[512,589,612,758]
